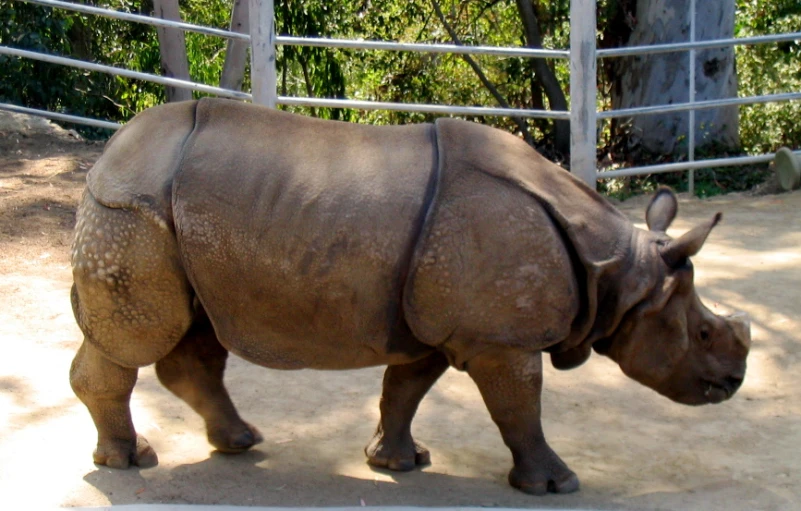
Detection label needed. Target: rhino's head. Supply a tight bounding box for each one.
[594,188,751,405]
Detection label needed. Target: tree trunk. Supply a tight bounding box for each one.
[431,0,534,145]
[515,0,570,158]
[611,0,739,155]
[220,0,249,91]
[153,0,192,103]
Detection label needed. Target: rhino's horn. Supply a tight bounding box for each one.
[660,212,722,268]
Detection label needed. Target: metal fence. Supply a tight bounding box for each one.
[1,0,799,189]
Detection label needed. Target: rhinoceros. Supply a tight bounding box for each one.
[69,97,750,495]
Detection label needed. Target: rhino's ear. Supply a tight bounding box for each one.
[660,213,722,268]
[646,187,678,232]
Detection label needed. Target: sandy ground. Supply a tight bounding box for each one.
[1,113,799,510]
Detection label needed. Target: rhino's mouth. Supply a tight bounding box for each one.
[702,377,742,403]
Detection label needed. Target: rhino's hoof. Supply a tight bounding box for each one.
[508,466,580,496]
[365,436,431,472]
[93,434,158,469]
[210,422,264,454]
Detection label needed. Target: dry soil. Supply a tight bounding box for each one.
[1,112,799,510]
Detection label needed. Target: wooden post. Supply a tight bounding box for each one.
[220,0,250,91]
[569,0,597,187]
[153,0,192,103]
[248,0,277,107]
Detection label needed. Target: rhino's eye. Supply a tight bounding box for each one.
[699,327,711,344]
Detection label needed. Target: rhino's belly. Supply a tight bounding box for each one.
[172,100,438,369]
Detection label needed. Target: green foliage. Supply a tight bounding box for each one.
[183,0,233,95]
[735,0,801,154]
[0,0,573,143]
[0,0,798,196]
[1,3,106,137]
[599,0,800,196]
[0,0,246,134]
[337,0,570,142]
[275,0,354,120]
[0,1,164,137]
[651,165,771,199]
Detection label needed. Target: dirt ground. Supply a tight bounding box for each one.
[1,112,799,510]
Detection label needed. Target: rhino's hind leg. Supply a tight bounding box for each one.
[156,313,263,454]
[466,348,579,496]
[70,341,158,469]
[71,192,194,468]
[365,351,449,471]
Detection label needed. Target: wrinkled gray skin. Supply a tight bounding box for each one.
[70,99,751,496]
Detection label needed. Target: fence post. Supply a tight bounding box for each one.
[153,0,192,103]
[688,0,697,196]
[569,0,597,187]
[248,0,277,107]
[220,0,250,91]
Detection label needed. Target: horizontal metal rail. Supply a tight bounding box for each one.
[9,0,801,185]
[0,97,565,135]
[278,96,568,119]
[15,0,568,59]
[1,45,569,120]
[0,96,566,127]
[598,31,801,58]
[0,102,121,130]
[0,46,251,100]
[599,91,801,119]
[5,100,795,184]
[18,0,250,41]
[277,36,569,59]
[21,0,797,60]
[597,150,801,179]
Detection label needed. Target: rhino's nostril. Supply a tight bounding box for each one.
[725,375,743,391]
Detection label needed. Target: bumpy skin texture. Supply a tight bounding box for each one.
[70,98,751,495]
[72,192,193,367]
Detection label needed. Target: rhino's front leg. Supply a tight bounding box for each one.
[466,347,579,495]
[365,351,449,471]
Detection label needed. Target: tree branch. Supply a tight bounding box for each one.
[300,56,319,118]
[431,0,533,145]
[470,0,506,30]
[515,0,569,156]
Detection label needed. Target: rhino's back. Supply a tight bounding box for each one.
[87,100,198,227]
[173,99,437,369]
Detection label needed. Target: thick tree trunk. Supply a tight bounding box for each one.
[611,0,739,155]
[153,0,192,103]
[220,0,249,91]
